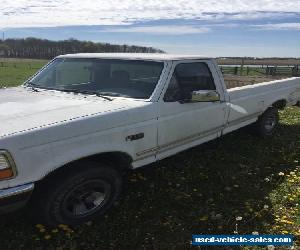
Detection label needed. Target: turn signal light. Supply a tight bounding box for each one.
[0,168,14,180]
[0,151,17,180]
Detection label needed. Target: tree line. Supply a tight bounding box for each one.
[0,38,164,59]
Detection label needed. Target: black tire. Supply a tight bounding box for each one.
[31,162,123,226]
[254,107,279,137]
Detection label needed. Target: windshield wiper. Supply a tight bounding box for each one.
[98,92,129,98]
[25,83,113,101]
[25,82,41,92]
[26,82,58,91]
[58,89,113,101]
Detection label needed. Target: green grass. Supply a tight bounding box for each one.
[0,58,48,87]
[0,59,299,249]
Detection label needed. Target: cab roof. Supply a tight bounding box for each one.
[57,53,212,61]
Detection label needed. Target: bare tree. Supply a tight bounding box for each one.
[1,38,165,59]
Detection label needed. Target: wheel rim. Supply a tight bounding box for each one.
[264,114,277,132]
[62,179,112,218]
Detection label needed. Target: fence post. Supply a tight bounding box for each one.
[292,65,299,76]
[266,66,269,76]
[240,58,244,76]
[270,67,275,76]
[234,67,238,75]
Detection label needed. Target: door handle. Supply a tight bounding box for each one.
[126,133,145,141]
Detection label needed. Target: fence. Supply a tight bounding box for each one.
[220,65,300,77]
[0,61,42,70]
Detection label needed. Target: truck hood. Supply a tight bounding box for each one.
[0,87,146,138]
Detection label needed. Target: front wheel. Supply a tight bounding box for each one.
[254,107,279,137]
[31,163,123,226]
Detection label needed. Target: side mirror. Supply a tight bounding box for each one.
[190,90,220,102]
[179,90,220,104]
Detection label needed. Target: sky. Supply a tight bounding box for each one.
[1,0,300,57]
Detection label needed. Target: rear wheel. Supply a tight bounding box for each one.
[254,107,279,137]
[31,162,123,226]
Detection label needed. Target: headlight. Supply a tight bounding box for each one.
[0,151,17,180]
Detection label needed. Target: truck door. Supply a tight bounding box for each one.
[157,60,227,160]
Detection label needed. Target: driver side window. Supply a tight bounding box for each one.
[164,62,216,102]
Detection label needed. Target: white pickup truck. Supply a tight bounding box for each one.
[0,53,299,225]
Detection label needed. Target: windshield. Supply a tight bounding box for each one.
[27,58,164,99]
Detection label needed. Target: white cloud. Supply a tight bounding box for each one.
[226,12,298,20]
[1,0,300,28]
[253,23,300,30]
[103,25,211,35]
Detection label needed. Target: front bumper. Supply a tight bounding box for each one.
[0,183,34,214]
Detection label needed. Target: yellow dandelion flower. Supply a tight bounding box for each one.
[199,215,208,221]
[58,224,69,229]
[44,235,51,240]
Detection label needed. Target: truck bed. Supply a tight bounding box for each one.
[224,74,289,89]
[222,77,300,135]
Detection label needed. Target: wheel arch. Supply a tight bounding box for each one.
[271,99,287,110]
[37,151,133,185]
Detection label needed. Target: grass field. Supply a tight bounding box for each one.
[0,59,299,249]
[0,58,48,87]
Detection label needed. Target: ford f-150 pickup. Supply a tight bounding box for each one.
[0,53,299,225]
